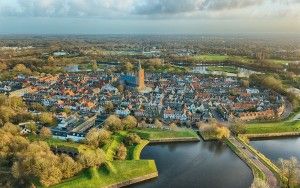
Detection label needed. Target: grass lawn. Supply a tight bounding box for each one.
[127,140,149,160]
[28,135,81,151]
[102,131,128,161]
[133,128,198,140]
[245,120,300,134]
[51,160,157,188]
[206,66,238,74]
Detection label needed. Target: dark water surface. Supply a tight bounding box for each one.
[251,137,300,162]
[131,140,252,188]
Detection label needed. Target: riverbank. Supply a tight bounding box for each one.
[198,130,218,141]
[225,138,265,181]
[133,128,200,143]
[245,119,300,135]
[45,130,159,188]
[244,132,300,139]
[237,136,286,185]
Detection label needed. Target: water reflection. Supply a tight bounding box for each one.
[251,137,300,162]
[131,139,252,188]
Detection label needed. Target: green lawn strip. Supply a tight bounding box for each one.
[133,128,198,141]
[225,139,266,181]
[237,136,287,184]
[127,140,149,160]
[104,131,128,161]
[245,120,300,134]
[51,160,158,188]
[28,134,80,151]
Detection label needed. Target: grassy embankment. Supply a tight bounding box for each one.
[245,120,300,137]
[30,130,157,188]
[237,136,287,185]
[38,128,199,187]
[225,139,266,181]
[133,128,199,142]
[51,160,157,188]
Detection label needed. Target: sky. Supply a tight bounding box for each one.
[0,0,300,35]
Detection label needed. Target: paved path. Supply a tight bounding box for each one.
[229,136,279,188]
[281,97,293,120]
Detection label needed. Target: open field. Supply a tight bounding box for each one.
[51,160,157,188]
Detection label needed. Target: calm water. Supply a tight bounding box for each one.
[131,140,252,188]
[251,137,300,162]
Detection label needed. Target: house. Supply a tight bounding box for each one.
[115,108,130,117]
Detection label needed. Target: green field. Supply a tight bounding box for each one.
[245,120,300,134]
[51,160,157,188]
[191,54,292,65]
[133,128,198,140]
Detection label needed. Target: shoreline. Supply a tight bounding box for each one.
[243,132,300,140]
[148,137,200,143]
[104,172,158,188]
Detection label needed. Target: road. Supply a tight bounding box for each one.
[229,136,279,188]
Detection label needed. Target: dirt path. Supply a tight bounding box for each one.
[229,137,279,188]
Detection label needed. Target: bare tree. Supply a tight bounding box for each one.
[278,157,300,187]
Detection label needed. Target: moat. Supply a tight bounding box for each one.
[131,139,253,188]
[251,137,300,162]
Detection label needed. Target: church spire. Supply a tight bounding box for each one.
[138,60,142,70]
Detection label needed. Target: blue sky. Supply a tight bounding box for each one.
[0,0,299,34]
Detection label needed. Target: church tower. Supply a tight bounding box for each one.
[136,62,145,90]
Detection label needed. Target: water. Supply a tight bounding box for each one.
[191,65,259,77]
[131,140,252,188]
[251,137,300,162]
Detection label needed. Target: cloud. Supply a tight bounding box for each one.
[133,0,265,15]
[0,0,299,19]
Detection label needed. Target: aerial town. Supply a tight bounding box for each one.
[1,61,286,142]
[1,1,300,188]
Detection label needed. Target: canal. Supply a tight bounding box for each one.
[251,137,300,162]
[131,139,253,188]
